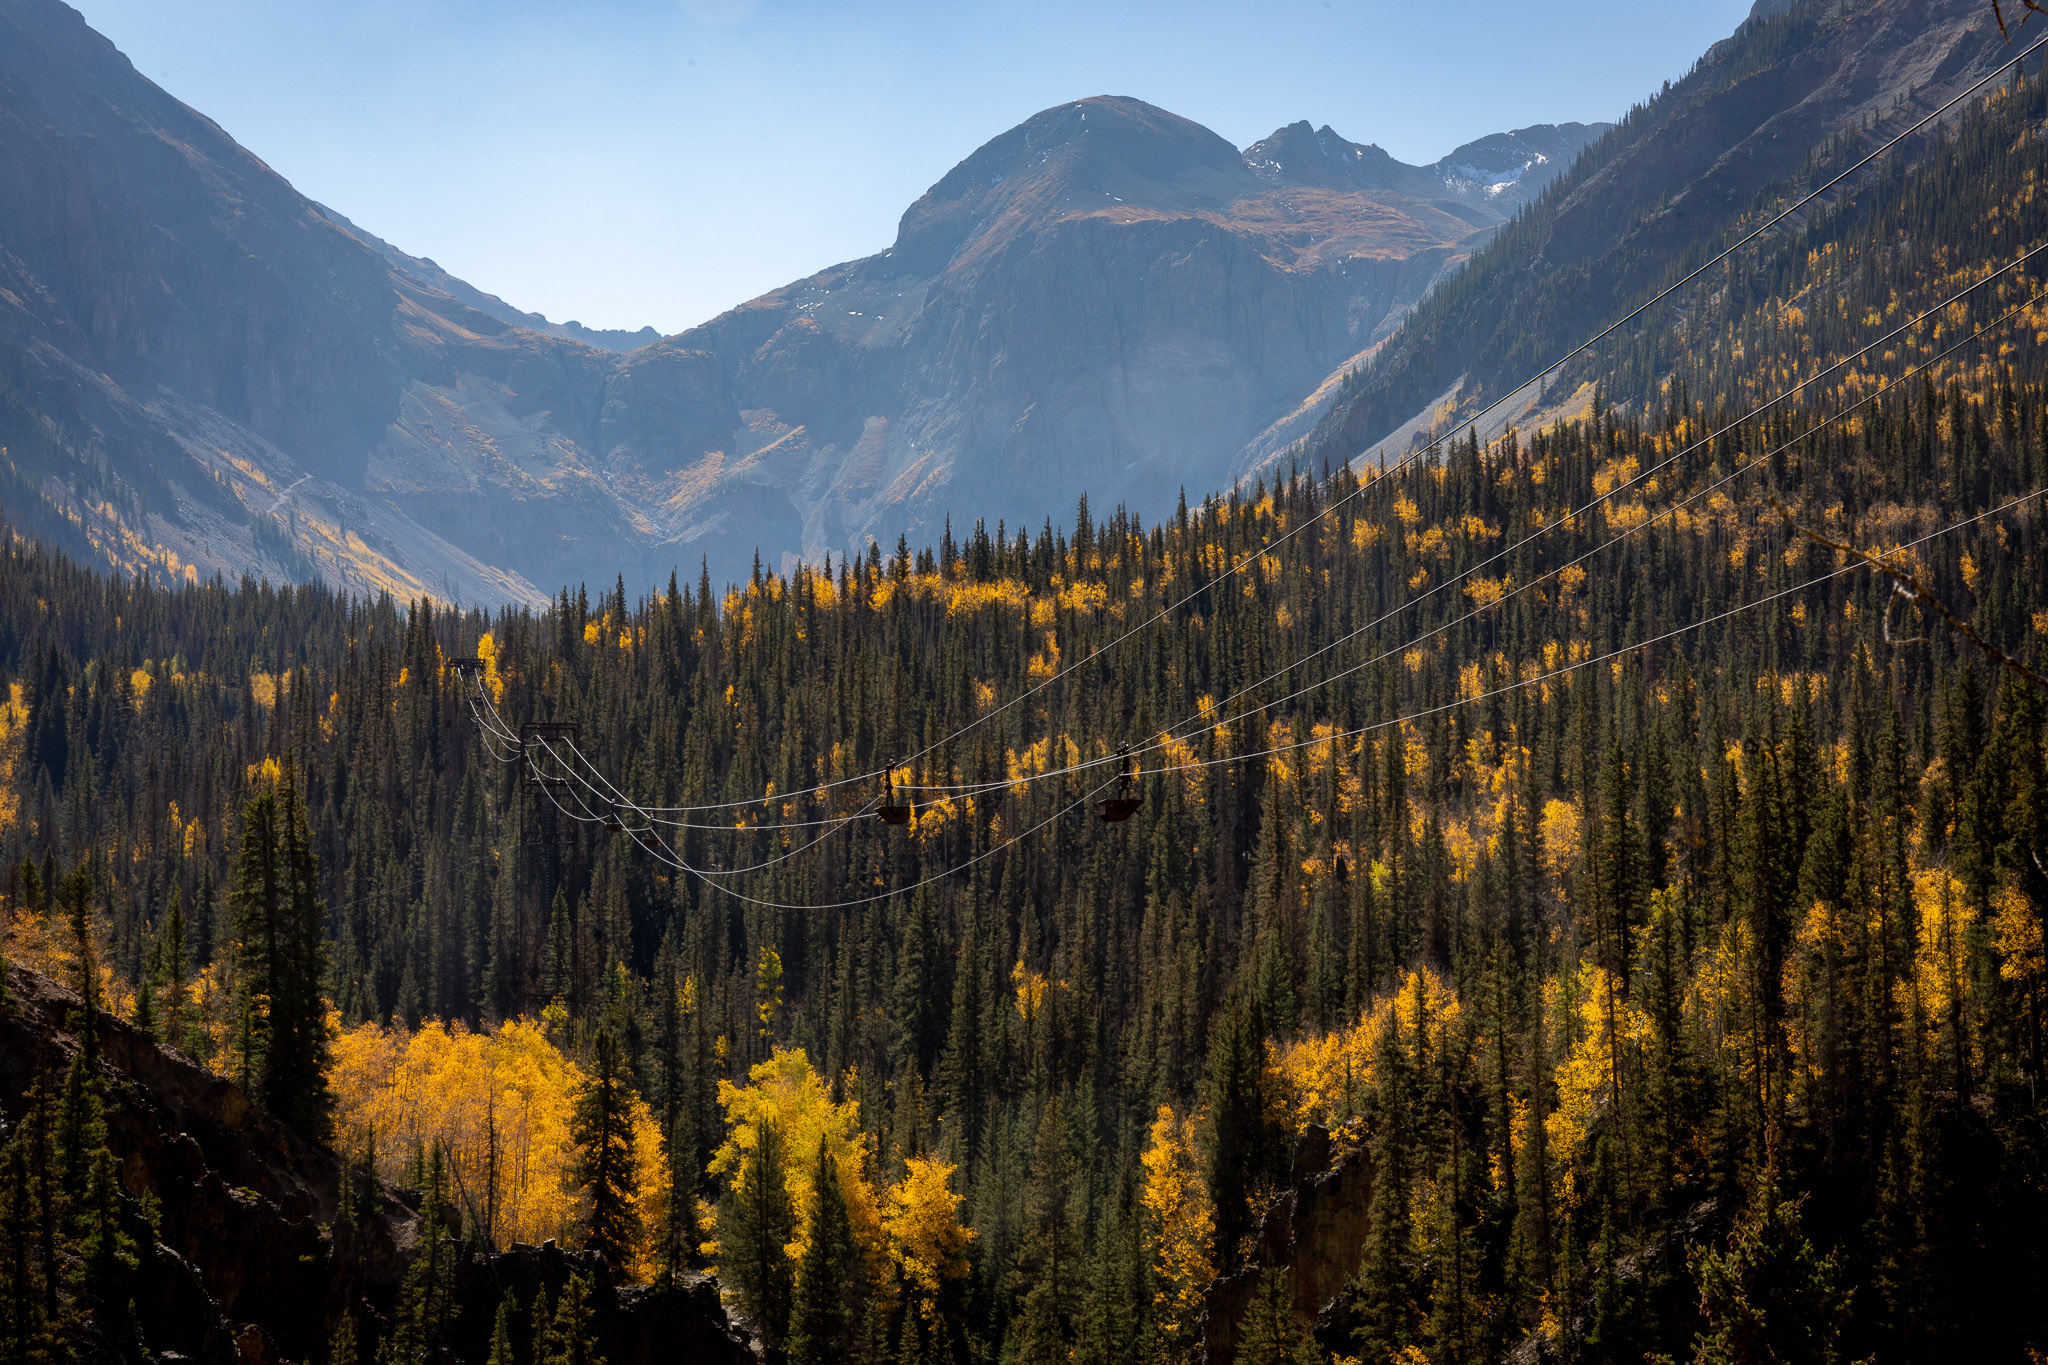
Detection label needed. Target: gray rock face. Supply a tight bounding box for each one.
[0,0,1598,601]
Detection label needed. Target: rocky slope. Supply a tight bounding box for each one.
[1302,0,2015,470]
[0,0,1600,601]
[0,962,751,1365]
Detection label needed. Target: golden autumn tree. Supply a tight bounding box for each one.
[330,1015,664,1269]
[1139,1104,1214,1350]
[1913,867,1980,1094]
[708,1047,883,1270]
[881,1155,973,1326]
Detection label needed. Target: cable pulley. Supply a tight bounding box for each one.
[1096,744,1142,824]
[877,765,914,826]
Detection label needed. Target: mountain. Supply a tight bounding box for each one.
[623,96,1602,578]
[325,208,662,354]
[1242,119,1606,205]
[0,0,1600,602]
[1300,0,2014,470]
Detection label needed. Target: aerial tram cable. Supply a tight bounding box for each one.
[479,485,2048,906]
[988,268,2048,788]
[740,266,2048,811]
[460,269,2048,873]
[574,30,2048,823]
[631,486,2047,910]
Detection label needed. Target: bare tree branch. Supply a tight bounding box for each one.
[1992,0,2048,42]
[1767,495,2048,691]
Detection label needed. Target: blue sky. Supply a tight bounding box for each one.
[69,0,1755,334]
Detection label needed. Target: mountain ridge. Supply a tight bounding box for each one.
[1300,0,2014,472]
[0,0,1603,601]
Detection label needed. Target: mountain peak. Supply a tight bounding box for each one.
[1241,120,1409,190]
[891,96,1253,271]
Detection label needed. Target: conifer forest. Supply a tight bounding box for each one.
[6,9,2048,1365]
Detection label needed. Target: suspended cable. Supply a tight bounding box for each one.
[473,260,2048,875]
[674,485,2044,908]
[888,264,2048,800]
[613,30,2048,819]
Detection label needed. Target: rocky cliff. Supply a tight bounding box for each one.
[1199,1126,1374,1365]
[0,0,1601,601]
[0,962,750,1365]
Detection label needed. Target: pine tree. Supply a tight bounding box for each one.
[1203,991,1282,1272]
[484,1297,515,1365]
[1355,1009,1418,1360]
[721,1119,794,1350]
[274,765,335,1141]
[152,887,194,1058]
[1010,1098,1081,1365]
[59,863,102,1065]
[539,1274,603,1365]
[788,1138,862,1365]
[1689,1185,1853,1365]
[381,1148,454,1365]
[228,771,334,1141]
[571,1024,639,1270]
[330,1311,361,1365]
[1234,1268,1318,1365]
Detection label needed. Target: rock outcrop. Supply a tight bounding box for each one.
[1199,1125,1375,1365]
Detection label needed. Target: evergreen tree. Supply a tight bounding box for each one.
[539,1274,602,1365]
[570,1025,639,1271]
[1234,1269,1318,1365]
[788,1138,862,1365]
[330,1311,361,1365]
[721,1120,794,1350]
[1010,1098,1081,1364]
[1203,992,1282,1272]
[484,1298,515,1365]
[380,1148,454,1365]
[228,771,334,1141]
[1689,1186,1854,1365]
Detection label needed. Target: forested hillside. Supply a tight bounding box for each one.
[5,23,2048,1365]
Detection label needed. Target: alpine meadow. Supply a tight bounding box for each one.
[3,1,2048,1363]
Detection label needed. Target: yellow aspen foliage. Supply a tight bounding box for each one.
[709,1047,882,1266]
[328,1016,658,1256]
[1540,799,1582,884]
[882,1155,973,1319]
[755,948,784,1037]
[625,1101,670,1282]
[1913,867,1979,1081]
[1545,965,1650,1205]
[0,682,27,832]
[474,632,507,702]
[1786,899,1853,1091]
[2,893,139,1022]
[1012,960,1051,1021]
[1270,968,1461,1133]
[1992,882,2044,984]
[1139,1105,1213,1339]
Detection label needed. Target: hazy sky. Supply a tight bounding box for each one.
[69,0,1755,334]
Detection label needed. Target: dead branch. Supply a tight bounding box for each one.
[1993,0,2048,41]
[1767,494,2048,691]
